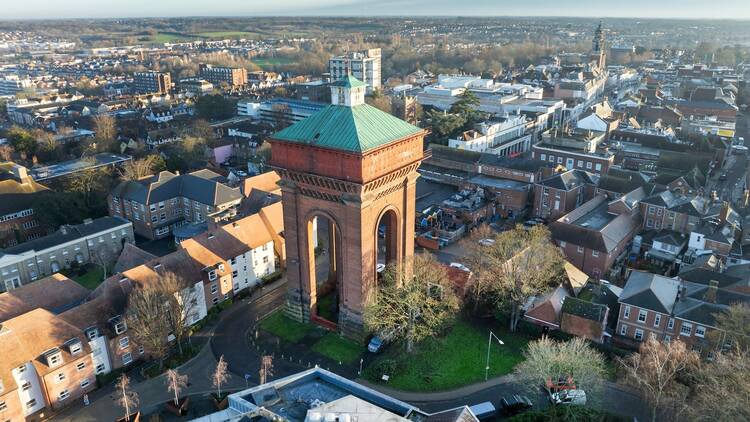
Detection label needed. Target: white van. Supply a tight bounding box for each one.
[550,389,587,405]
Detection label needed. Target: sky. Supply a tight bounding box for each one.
[3,0,750,20]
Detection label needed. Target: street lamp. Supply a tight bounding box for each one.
[485,330,504,381]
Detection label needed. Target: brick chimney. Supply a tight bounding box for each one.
[703,280,719,303]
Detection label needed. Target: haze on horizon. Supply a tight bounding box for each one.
[3,0,750,20]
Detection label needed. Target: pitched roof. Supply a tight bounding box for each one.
[272,103,424,153]
[242,171,281,197]
[113,243,157,274]
[331,75,368,89]
[0,273,90,322]
[551,196,640,253]
[111,169,241,206]
[620,271,680,314]
[0,308,91,389]
[561,296,607,322]
[538,169,598,190]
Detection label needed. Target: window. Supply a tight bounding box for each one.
[668,318,675,330]
[540,154,546,161]
[680,322,693,336]
[620,324,628,336]
[86,328,99,341]
[586,161,592,169]
[654,314,661,327]
[577,160,583,168]
[22,381,31,391]
[119,336,130,350]
[695,325,706,338]
[576,246,584,253]
[557,157,563,164]
[208,270,217,281]
[48,353,61,366]
[80,378,90,389]
[623,306,631,319]
[638,309,648,323]
[26,399,37,409]
[69,341,82,355]
[114,321,127,335]
[95,364,105,374]
[122,352,133,365]
[592,250,599,257]
[210,283,218,294]
[55,373,66,383]
[212,297,219,305]
[634,329,644,341]
[0,401,6,411]
[151,215,158,223]
[17,365,26,373]
[59,390,70,401]
[559,240,566,248]
[595,163,602,172]
[263,256,269,263]
[664,335,671,343]
[160,212,166,221]
[139,345,145,355]
[77,362,86,371]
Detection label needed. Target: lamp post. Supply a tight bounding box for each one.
[485,330,504,381]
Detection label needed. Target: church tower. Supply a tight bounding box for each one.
[268,76,427,338]
[591,22,607,70]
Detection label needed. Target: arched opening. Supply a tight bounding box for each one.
[375,209,400,277]
[307,214,342,326]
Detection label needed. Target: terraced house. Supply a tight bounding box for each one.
[108,169,242,240]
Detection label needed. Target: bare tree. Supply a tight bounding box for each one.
[467,225,564,331]
[165,369,188,407]
[212,355,231,398]
[259,355,274,385]
[364,253,460,353]
[66,157,110,207]
[119,155,161,181]
[125,282,172,369]
[460,224,498,313]
[690,349,750,421]
[712,302,750,350]
[93,114,117,151]
[515,337,607,400]
[157,272,198,355]
[0,145,12,161]
[619,337,700,422]
[116,374,139,421]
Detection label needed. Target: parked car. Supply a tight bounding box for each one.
[478,238,495,247]
[449,262,471,272]
[549,389,587,405]
[468,402,496,421]
[367,336,384,353]
[500,395,533,416]
[376,263,386,273]
[719,173,728,181]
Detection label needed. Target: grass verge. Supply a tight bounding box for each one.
[311,332,362,364]
[259,310,314,343]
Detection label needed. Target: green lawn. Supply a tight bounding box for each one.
[364,318,528,391]
[198,31,260,39]
[71,266,105,290]
[311,332,363,364]
[259,310,314,343]
[251,57,294,69]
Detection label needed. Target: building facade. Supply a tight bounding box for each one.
[328,48,382,92]
[199,64,248,88]
[133,71,172,94]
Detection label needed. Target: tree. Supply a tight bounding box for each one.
[364,253,460,353]
[32,191,93,230]
[65,158,111,208]
[119,155,164,181]
[125,282,172,369]
[116,374,139,421]
[165,369,188,407]
[0,145,12,161]
[6,126,37,157]
[195,94,235,121]
[712,302,750,350]
[212,355,231,399]
[468,225,564,331]
[427,109,466,143]
[619,337,699,422]
[93,114,117,151]
[158,272,198,355]
[366,89,392,114]
[690,349,750,422]
[515,337,607,401]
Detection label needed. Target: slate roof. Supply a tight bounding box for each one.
[562,297,608,322]
[551,196,640,253]
[111,169,241,206]
[597,168,649,194]
[619,270,680,314]
[272,103,423,153]
[678,268,741,289]
[538,169,598,191]
[1,216,131,256]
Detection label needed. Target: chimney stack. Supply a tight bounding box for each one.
[703,280,719,303]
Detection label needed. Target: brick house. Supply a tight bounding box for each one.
[639,190,705,234]
[108,169,242,240]
[532,169,598,220]
[550,193,642,278]
[0,309,96,420]
[531,143,614,175]
[616,270,750,354]
[560,297,609,343]
[0,163,51,249]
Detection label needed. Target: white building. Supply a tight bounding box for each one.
[329,48,382,92]
[448,114,531,156]
[0,75,32,96]
[418,74,543,114]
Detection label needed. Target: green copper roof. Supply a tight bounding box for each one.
[331,75,368,88]
[272,104,423,153]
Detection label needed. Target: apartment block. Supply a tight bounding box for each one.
[108,170,242,240]
[329,48,381,92]
[0,163,51,249]
[199,64,247,88]
[133,71,172,94]
[0,217,134,292]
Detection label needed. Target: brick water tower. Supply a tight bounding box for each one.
[268,76,427,338]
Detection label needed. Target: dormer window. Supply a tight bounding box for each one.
[110,316,127,335]
[218,264,225,272]
[66,339,83,355]
[44,348,63,367]
[208,270,217,281]
[86,328,99,340]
